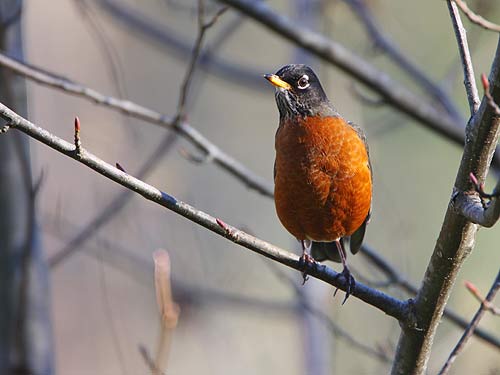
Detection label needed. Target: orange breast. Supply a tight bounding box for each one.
[274,115,372,241]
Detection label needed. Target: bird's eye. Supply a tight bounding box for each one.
[297,75,310,90]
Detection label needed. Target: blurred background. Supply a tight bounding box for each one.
[4,0,500,373]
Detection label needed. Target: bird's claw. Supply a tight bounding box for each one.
[334,266,356,304]
[298,253,315,285]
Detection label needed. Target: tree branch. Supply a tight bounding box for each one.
[391,36,500,375]
[0,102,413,324]
[447,0,481,114]
[438,270,500,375]
[454,0,500,33]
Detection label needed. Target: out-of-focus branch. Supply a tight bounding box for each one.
[0,104,412,323]
[48,132,177,268]
[217,0,467,148]
[391,36,500,375]
[438,270,500,375]
[465,280,500,315]
[447,0,481,114]
[0,52,273,197]
[97,0,260,88]
[360,245,500,349]
[0,2,54,373]
[153,249,179,374]
[344,0,464,122]
[50,0,226,268]
[454,0,500,32]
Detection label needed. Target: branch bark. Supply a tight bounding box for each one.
[391,36,500,375]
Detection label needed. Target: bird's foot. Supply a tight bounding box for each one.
[298,253,316,285]
[333,266,356,304]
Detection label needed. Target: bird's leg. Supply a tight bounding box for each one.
[333,239,356,304]
[298,239,314,285]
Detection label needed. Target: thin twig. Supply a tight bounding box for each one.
[454,0,500,33]
[447,0,481,114]
[438,270,500,375]
[0,102,411,323]
[465,280,500,315]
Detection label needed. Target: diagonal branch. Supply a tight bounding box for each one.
[454,0,500,33]
[438,270,500,375]
[447,0,481,114]
[0,102,412,324]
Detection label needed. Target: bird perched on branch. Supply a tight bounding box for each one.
[265,64,372,302]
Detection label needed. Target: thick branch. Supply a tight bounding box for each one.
[391,36,500,375]
[447,0,481,114]
[0,52,273,197]
[0,102,411,323]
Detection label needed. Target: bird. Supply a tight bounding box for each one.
[264,64,372,302]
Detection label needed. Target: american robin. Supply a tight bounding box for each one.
[264,64,372,301]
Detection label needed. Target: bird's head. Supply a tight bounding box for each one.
[264,64,335,119]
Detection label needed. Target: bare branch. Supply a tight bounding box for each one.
[360,244,500,349]
[447,0,481,114]
[465,280,500,315]
[153,250,179,374]
[438,270,500,375]
[454,0,500,33]
[0,103,412,323]
[0,52,273,197]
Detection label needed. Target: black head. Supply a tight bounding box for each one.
[264,64,336,119]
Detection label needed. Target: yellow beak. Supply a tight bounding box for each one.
[264,74,292,90]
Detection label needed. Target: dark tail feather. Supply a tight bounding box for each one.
[311,239,343,263]
[311,213,369,262]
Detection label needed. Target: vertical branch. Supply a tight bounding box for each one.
[447,0,481,114]
[153,250,179,374]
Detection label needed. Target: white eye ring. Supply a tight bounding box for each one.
[297,74,310,89]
